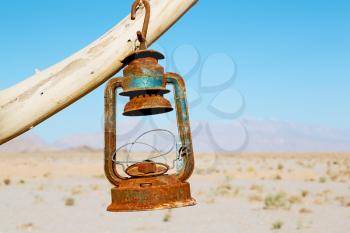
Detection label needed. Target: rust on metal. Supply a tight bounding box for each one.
[131,0,151,50]
[120,50,168,96]
[125,161,169,177]
[166,72,195,182]
[104,78,125,186]
[107,175,195,212]
[123,94,173,116]
[120,50,173,116]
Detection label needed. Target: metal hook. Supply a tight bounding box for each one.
[131,0,150,50]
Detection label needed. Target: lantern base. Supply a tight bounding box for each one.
[107,175,196,212]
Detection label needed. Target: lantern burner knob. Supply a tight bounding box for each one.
[125,161,169,178]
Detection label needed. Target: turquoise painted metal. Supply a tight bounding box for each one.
[120,50,169,96]
[120,50,173,116]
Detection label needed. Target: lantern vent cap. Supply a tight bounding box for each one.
[122,50,165,65]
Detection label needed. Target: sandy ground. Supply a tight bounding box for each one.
[0,151,350,233]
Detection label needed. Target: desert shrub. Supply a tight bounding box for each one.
[264,192,290,210]
[162,210,172,222]
[335,196,350,207]
[249,194,263,202]
[289,195,302,204]
[272,221,284,230]
[215,183,232,196]
[301,190,309,198]
[64,197,75,206]
[3,178,11,186]
[277,163,284,170]
[250,184,264,193]
[299,208,312,214]
[319,177,327,183]
[273,174,282,180]
[214,176,239,197]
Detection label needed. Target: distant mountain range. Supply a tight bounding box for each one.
[1,118,349,153]
[0,132,54,153]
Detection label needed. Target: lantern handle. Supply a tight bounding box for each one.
[131,0,150,50]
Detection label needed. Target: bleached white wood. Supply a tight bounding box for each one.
[0,0,198,145]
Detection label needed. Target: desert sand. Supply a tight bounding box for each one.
[0,151,350,233]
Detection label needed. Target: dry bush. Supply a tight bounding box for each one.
[213,176,240,198]
[18,180,25,184]
[301,190,309,198]
[134,226,157,232]
[90,184,100,191]
[250,184,264,193]
[289,195,303,205]
[64,197,75,206]
[272,174,282,180]
[34,195,45,204]
[246,166,256,173]
[272,220,284,230]
[319,177,327,183]
[18,223,34,231]
[162,210,172,223]
[204,196,216,204]
[335,196,350,207]
[195,168,219,175]
[92,174,105,179]
[322,189,332,195]
[215,183,232,196]
[37,184,44,191]
[313,197,324,205]
[277,163,284,170]
[305,178,315,182]
[299,208,312,214]
[249,194,263,203]
[3,178,11,186]
[71,186,82,195]
[264,192,290,210]
[43,172,52,178]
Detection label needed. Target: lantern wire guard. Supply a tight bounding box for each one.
[112,129,189,176]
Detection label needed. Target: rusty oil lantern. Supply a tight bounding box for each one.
[103,0,196,212]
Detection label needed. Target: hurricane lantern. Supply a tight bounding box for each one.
[104,47,196,212]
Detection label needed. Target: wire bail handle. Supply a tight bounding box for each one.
[131,0,150,50]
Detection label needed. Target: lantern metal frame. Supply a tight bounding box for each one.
[104,50,196,212]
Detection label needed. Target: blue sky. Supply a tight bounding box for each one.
[0,0,349,142]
